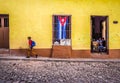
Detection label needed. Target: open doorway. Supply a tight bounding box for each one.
[91,16,109,54]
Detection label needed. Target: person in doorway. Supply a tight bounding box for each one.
[27,36,38,58]
[102,37,106,52]
[97,37,106,53]
[92,39,99,52]
[97,38,103,53]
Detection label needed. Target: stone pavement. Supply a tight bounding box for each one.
[0,54,120,83]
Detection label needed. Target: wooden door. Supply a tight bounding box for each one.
[0,15,9,48]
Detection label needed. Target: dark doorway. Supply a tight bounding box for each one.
[0,14,9,49]
[91,16,109,54]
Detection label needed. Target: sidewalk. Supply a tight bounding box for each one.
[0,54,120,62]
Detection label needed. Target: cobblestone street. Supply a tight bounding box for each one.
[0,60,120,83]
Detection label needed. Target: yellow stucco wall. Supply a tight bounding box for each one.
[0,0,120,49]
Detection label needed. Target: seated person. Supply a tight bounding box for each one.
[102,37,106,51]
[98,37,106,52]
[92,39,99,52]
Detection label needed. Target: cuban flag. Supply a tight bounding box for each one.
[56,16,68,39]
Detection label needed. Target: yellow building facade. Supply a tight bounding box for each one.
[0,0,120,58]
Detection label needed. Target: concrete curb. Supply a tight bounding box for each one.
[0,56,120,62]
